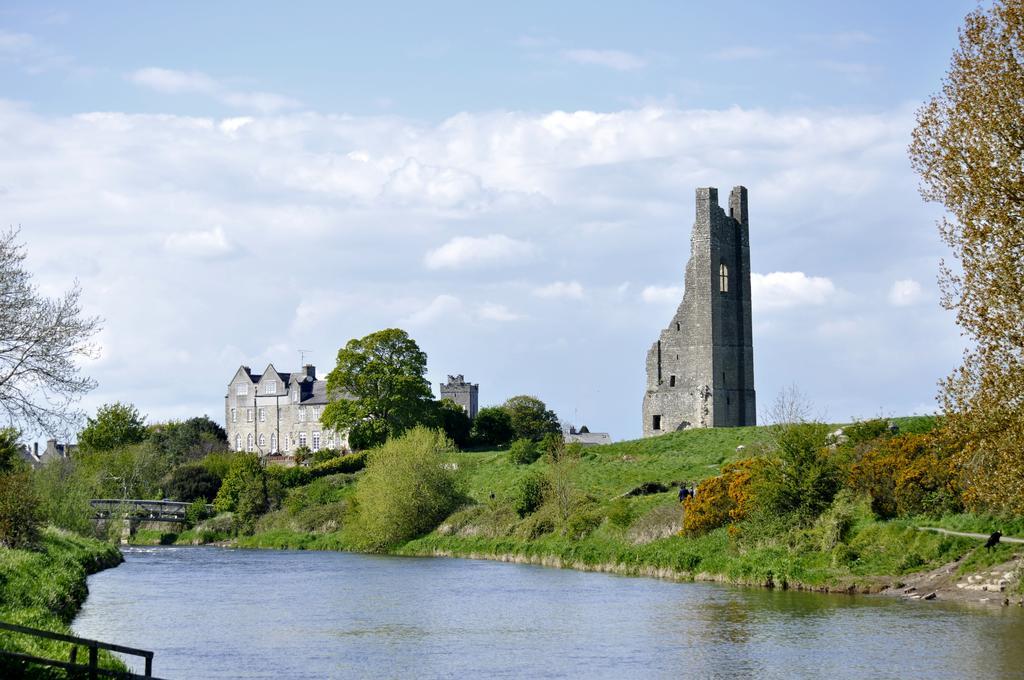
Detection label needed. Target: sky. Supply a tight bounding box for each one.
[0,1,980,441]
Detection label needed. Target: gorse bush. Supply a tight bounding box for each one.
[683,458,762,537]
[350,427,465,551]
[847,432,960,518]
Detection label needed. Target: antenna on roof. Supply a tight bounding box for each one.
[298,349,312,366]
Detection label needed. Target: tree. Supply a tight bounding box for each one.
[0,427,22,474]
[909,1,1024,514]
[214,453,269,533]
[148,416,228,464]
[434,398,472,449]
[350,427,465,551]
[0,229,101,435]
[470,406,515,447]
[78,402,148,453]
[321,329,434,449]
[503,395,560,442]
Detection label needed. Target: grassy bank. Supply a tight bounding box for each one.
[0,528,126,678]
[173,415,1018,595]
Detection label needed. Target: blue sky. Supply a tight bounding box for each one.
[0,1,978,440]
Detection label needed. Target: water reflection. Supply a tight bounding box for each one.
[72,547,1024,679]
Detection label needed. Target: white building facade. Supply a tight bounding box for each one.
[225,364,348,457]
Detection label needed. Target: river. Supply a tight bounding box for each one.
[72,546,1024,679]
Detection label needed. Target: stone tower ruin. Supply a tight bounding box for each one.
[440,374,479,419]
[642,186,756,436]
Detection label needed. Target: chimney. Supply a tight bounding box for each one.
[33,442,38,457]
[303,364,316,380]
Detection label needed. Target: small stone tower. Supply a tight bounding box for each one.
[642,186,756,436]
[440,375,479,419]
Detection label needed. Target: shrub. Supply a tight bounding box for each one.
[607,498,635,529]
[508,438,541,465]
[293,446,313,466]
[682,458,762,537]
[847,432,960,518]
[214,454,269,534]
[185,498,211,527]
[350,427,466,551]
[756,422,841,521]
[312,447,344,466]
[164,463,222,502]
[312,450,368,476]
[32,456,93,535]
[434,398,472,449]
[0,470,41,548]
[513,472,549,517]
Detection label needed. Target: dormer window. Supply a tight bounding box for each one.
[237,383,249,395]
[266,382,276,395]
[719,263,729,293]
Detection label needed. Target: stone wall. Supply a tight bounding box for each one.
[642,186,756,436]
[439,374,479,419]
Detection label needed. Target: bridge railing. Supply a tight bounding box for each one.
[89,499,215,522]
[0,620,166,679]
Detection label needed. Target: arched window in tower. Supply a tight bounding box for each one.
[270,433,278,453]
[719,262,729,293]
[258,434,266,450]
[234,434,241,451]
[246,433,254,452]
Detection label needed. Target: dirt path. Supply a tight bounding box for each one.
[918,526,1024,544]
[879,542,1023,607]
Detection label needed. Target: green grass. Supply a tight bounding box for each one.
[0,528,126,678]
[241,415,998,592]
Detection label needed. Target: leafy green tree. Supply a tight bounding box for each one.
[0,428,23,474]
[214,454,269,534]
[32,455,93,535]
[470,406,515,447]
[351,427,465,551]
[148,416,227,464]
[434,398,472,449]
[78,402,148,453]
[909,0,1024,515]
[164,463,222,502]
[321,329,434,449]
[503,395,561,442]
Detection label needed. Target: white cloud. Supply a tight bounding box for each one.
[383,158,486,208]
[751,272,836,310]
[641,285,683,304]
[0,30,73,73]
[477,303,523,322]
[163,227,235,259]
[129,67,300,112]
[534,281,584,299]
[888,279,923,306]
[403,294,463,325]
[424,234,537,270]
[560,49,646,71]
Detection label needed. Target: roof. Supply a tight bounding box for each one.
[303,380,329,405]
[564,431,612,446]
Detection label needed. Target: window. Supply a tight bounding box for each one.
[652,415,662,431]
[237,383,249,395]
[669,375,676,387]
[246,433,254,452]
[312,432,321,452]
[676,322,680,331]
[235,434,241,451]
[270,433,278,453]
[259,407,266,422]
[231,408,237,423]
[298,433,307,448]
[292,389,299,403]
[298,407,306,422]
[719,263,729,293]
[258,434,266,449]
[246,409,253,423]
[265,382,276,395]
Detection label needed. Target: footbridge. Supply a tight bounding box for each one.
[90,499,214,523]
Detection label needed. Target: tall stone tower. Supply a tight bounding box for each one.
[440,374,479,419]
[642,186,755,436]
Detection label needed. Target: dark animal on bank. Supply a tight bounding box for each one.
[985,531,1002,549]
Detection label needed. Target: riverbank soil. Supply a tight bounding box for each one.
[881,547,1023,606]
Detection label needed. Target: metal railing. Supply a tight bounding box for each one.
[0,620,165,679]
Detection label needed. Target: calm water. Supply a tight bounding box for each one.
[72,546,1024,679]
